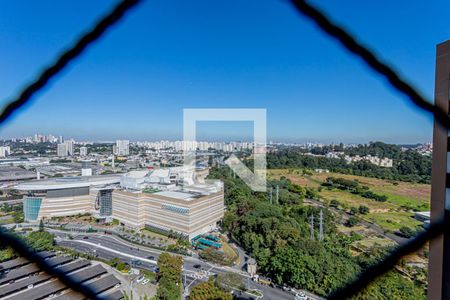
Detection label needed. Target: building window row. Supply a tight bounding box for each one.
[161,204,189,214]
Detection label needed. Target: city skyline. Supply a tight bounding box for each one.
[0,132,432,146]
[1,1,448,143]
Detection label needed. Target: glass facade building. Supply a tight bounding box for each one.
[24,197,42,221]
[99,190,112,216]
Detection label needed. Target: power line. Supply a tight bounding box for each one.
[275,185,279,205]
[319,209,324,241]
[269,187,273,204]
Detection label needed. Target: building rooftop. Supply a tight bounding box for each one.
[15,174,121,191]
[154,190,201,200]
[122,170,149,179]
[0,166,37,181]
[0,253,123,299]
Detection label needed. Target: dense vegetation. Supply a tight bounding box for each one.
[267,142,431,183]
[209,167,426,299]
[322,177,388,202]
[199,247,234,266]
[156,252,183,300]
[190,278,233,300]
[190,273,244,300]
[0,228,55,261]
[0,203,24,223]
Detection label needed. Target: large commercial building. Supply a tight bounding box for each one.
[113,181,224,240]
[16,168,224,240]
[16,175,121,221]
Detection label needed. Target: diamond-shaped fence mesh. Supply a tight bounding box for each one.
[0,0,444,299]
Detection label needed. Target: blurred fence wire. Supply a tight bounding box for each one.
[0,0,444,299]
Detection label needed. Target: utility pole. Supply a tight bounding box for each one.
[275,185,279,205]
[310,213,314,240]
[319,209,324,241]
[269,187,273,204]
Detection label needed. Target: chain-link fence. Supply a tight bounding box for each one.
[0,0,444,299]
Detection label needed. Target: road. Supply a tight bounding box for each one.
[53,231,318,300]
[0,199,23,205]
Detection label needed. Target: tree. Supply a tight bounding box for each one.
[215,273,244,292]
[398,226,415,238]
[199,248,232,266]
[0,247,16,262]
[26,231,54,251]
[350,207,358,215]
[352,271,425,299]
[39,219,44,232]
[358,205,370,215]
[346,216,359,227]
[109,257,120,267]
[156,252,182,300]
[12,210,24,223]
[116,262,129,272]
[190,279,232,300]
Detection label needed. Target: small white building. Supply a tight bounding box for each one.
[0,146,11,158]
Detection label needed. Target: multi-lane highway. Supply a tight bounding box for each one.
[53,230,317,300]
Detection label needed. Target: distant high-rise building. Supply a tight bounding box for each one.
[0,146,11,158]
[58,136,64,143]
[115,140,129,156]
[57,143,68,157]
[80,146,88,156]
[65,139,74,156]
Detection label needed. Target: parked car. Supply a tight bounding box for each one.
[295,292,308,300]
[136,276,145,283]
[142,279,150,285]
[193,264,201,269]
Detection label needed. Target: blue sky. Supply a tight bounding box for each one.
[0,0,448,143]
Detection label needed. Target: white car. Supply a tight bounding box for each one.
[136,276,145,283]
[141,279,150,285]
[295,292,308,300]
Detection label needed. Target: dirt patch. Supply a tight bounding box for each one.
[393,183,430,200]
[370,208,391,213]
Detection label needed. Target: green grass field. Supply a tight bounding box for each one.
[365,211,422,232]
[269,169,429,232]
